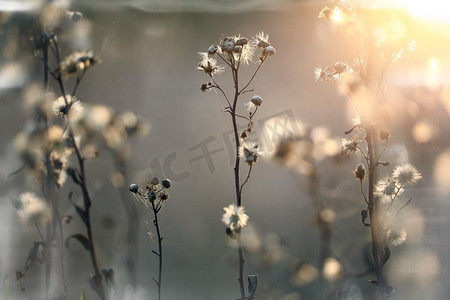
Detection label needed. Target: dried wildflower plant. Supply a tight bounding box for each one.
[129,177,172,300]
[8,3,120,299]
[270,126,343,296]
[197,32,275,299]
[316,2,421,299]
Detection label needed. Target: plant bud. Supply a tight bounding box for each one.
[354,164,366,180]
[150,176,160,185]
[161,179,171,189]
[129,183,139,193]
[147,190,157,201]
[379,130,390,142]
[226,227,238,240]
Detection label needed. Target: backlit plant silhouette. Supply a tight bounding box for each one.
[129,177,172,300]
[197,33,275,299]
[316,3,421,299]
[10,3,146,299]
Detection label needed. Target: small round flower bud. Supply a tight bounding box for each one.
[200,82,211,92]
[233,45,242,54]
[129,184,139,193]
[208,44,219,55]
[161,179,171,189]
[240,130,249,140]
[236,37,248,46]
[67,167,76,176]
[221,37,235,53]
[147,190,157,201]
[263,45,276,56]
[226,227,238,240]
[354,164,366,180]
[159,191,169,201]
[70,11,83,22]
[251,95,262,106]
[150,176,160,185]
[379,130,390,142]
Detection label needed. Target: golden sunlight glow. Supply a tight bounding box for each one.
[322,258,343,281]
[425,58,441,87]
[331,7,345,23]
[412,121,434,143]
[434,150,450,194]
[375,0,450,22]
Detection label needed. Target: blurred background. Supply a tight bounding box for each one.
[1,0,450,299]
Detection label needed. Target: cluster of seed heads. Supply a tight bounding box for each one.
[129,177,171,208]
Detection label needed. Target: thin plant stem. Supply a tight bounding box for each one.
[231,65,247,300]
[69,132,106,300]
[72,69,87,96]
[239,56,266,94]
[366,124,386,300]
[49,37,105,298]
[239,164,253,197]
[209,75,232,108]
[150,199,163,300]
[237,233,246,300]
[41,39,69,300]
[360,179,369,205]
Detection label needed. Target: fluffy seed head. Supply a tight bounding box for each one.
[52,95,83,119]
[222,204,249,232]
[392,163,422,186]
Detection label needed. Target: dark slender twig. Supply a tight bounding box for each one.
[360,179,369,205]
[72,69,87,96]
[231,64,247,300]
[239,165,253,198]
[150,199,163,300]
[238,56,267,94]
[69,132,106,300]
[209,75,232,108]
[48,36,105,299]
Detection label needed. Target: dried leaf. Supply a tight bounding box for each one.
[74,204,89,225]
[381,244,391,266]
[361,209,370,227]
[88,274,103,298]
[102,268,115,287]
[24,242,44,272]
[248,275,258,299]
[65,234,92,251]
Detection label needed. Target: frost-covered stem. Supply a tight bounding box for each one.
[366,125,386,300]
[150,199,163,300]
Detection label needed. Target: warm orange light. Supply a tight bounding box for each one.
[425,58,441,87]
[331,7,345,24]
[383,0,450,22]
